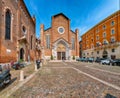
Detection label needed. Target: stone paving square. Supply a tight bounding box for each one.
[9,62,120,98]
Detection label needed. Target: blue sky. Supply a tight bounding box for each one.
[24,0,119,38]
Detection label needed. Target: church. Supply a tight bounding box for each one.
[40,13,79,60]
[0,0,36,63]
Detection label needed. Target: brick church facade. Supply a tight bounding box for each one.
[40,13,79,60]
[0,0,36,63]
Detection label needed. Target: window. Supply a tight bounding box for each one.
[91,44,94,48]
[31,35,33,49]
[97,51,99,54]
[103,40,108,45]
[111,55,116,59]
[103,32,106,38]
[22,26,27,34]
[83,53,85,56]
[111,29,115,35]
[103,25,106,30]
[86,45,89,49]
[112,49,115,52]
[5,9,11,40]
[111,37,115,43]
[86,40,88,44]
[46,35,50,49]
[96,29,99,33]
[96,42,99,47]
[103,40,106,45]
[71,37,75,50]
[96,35,99,40]
[111,21,115,26]
[58,26,65,34]
[91,38,93,42]
[91,52,93,55]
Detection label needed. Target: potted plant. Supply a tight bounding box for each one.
[51,55,54,60]
[72,55,75,60]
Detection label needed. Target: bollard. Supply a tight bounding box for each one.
[35,64,38,71]
[44,60,47,65]
[20,70,24,81]
[40,62,42,67]
[110,63,112,66]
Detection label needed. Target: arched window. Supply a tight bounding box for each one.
[5,9,11,40]
[46,34,50,49]
[102,50,108,58]
[71,37,75,50]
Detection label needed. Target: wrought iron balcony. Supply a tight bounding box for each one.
[94,42,120,50]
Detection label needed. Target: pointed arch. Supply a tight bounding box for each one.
[20,48,24,60]
[5,9,11,40]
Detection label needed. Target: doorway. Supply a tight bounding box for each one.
[57,52,66,60]
[20,48,24,60]
[102,50,108,59]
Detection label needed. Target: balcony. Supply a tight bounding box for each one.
[94,42,120,50]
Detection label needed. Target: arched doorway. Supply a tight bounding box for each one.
[52,38,70,60]
[20,48,24,60]
[102,50,108,59]
[57,43,66,60]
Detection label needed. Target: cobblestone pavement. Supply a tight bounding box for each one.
[0,62,35,98]
[66,62,120,87]
[85,62,120,73]
[9,62,120,98]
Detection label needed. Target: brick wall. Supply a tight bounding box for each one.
[81,10,120,51]
[81,10,120,59]
[0,0,36,63]
[41,13,79,59]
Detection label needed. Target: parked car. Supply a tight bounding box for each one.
[76,58,81,61]
[87,58,94,62]
[95,58,105,63]
[76,58,85,62]
[111,59,120,66]
[12,62,25,70]
[0,70,11,87]
[101,59,111,65]
[76,58,84,61]
[95,58,101,63]
[83,58,89,62]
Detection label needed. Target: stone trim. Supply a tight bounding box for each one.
[4,6,13,42]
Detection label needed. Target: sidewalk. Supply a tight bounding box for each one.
[49,60,77,62]
[0,62,40,98]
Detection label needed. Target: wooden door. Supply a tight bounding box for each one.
[57,52,61,60]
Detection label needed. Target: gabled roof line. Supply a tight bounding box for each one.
[53,13,70,20]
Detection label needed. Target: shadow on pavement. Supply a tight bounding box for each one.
[0,77,17,92]
[105,94,116,98]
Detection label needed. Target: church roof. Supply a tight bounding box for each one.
[53,13,70,20]
[44,27,51,31]
[70,30,75,34]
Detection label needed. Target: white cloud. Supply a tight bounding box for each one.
[76,0,119,37]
